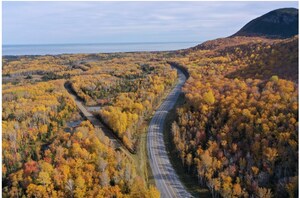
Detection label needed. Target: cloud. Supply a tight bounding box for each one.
[3,1,298,44]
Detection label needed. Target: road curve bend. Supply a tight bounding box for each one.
[147,68,193,198]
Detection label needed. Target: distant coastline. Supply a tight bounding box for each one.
[3,41,199,56]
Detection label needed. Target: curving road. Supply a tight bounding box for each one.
[147,68,193,198]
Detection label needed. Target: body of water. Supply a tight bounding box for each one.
[2,42,199,56]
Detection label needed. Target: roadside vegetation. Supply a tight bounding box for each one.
[3,33,298,198]
[2,53,173,197]
[169,36,298,197]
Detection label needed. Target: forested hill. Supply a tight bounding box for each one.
[226,36,298,82]
[188,36,298,82]
[188,7,299,82]
[233,8,298,38]
[169,7,298,197]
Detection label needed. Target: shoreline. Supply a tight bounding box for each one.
[2,41,200,56]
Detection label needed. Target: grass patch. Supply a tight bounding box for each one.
[163,92,211,197]
[133,122,154,185]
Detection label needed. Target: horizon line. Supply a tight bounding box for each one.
[3,41,202,46]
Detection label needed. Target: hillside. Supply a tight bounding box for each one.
[168,8,298,198]
[170,37,298,198]
[233,8,298,38]
[189,36,298,82]
[226,36,298,82]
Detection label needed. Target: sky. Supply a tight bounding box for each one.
[3,1,298,45]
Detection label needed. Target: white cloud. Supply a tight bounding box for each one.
[3,1,298,44]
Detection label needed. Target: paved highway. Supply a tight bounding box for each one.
[147,68,193,198]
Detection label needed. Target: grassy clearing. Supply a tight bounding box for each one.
[163,92,211,197]
[133,122,152,184]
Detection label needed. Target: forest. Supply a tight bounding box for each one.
[69,55,177,150]
[2,34,298,197]
[170,36,298,197]
[2,53,171,197]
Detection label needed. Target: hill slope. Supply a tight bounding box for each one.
[226,36,298,82]
[233,8,298,38]
[168,8,298,198]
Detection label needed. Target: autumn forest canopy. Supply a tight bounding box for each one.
[170,35,298,197]
[2,7,299,198]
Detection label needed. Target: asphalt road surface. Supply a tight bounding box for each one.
[147,68,193,198]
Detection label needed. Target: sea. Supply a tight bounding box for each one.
[2,42,199,56]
